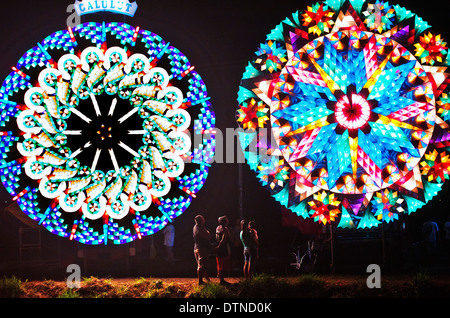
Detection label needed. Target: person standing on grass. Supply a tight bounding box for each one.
[444,215,450,255]
[215,215,232,285]
[248,221,259,274]
[193,214,212,285]
[162,223,175,266]
[423,218,439,250]
[240,219,259,280]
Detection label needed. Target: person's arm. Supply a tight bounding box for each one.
[201,227,211,243]
[250,229,259,247]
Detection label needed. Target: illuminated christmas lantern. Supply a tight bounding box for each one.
[237,0,450,228]
[0,21,215,244]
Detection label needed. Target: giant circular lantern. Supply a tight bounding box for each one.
[0,22,215,244]
[237,0,450,228]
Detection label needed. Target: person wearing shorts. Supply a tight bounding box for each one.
[240,220,259,280]
[193,214,212,284]
[215,215,232,284]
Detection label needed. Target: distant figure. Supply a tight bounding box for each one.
[215,215,232,285]
[248,221,259,272]
[423,218,439,250]
[240,220,259,280]
[231,218,241,250]
[193,214,212,285]
[162,223,175,266]
[444,216,450,253]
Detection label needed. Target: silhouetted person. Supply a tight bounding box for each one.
[193,215,211,284]
[215,215,232,285]
[162,223,175,266]
[240,220,258,279]
[444,216,450,254]
[423,218,439,260]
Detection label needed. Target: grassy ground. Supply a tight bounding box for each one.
[1,272,449,298]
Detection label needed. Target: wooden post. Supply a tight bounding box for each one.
[329,223,335,273]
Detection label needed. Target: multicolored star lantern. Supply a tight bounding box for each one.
[237,0,450,229]
[0,22,215,244]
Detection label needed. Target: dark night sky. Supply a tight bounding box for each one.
[0,0,449,272]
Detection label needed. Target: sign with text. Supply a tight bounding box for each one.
[74,0,138,17]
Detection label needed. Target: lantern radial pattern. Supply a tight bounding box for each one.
[237,0,450,228]
[0,22,215,244]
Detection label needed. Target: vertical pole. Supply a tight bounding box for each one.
[238,163,244,220]
[329,223,334,273]
[381,222,386,266]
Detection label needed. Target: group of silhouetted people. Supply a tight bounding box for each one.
[423,216,450,256]
[193,214,259,285]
